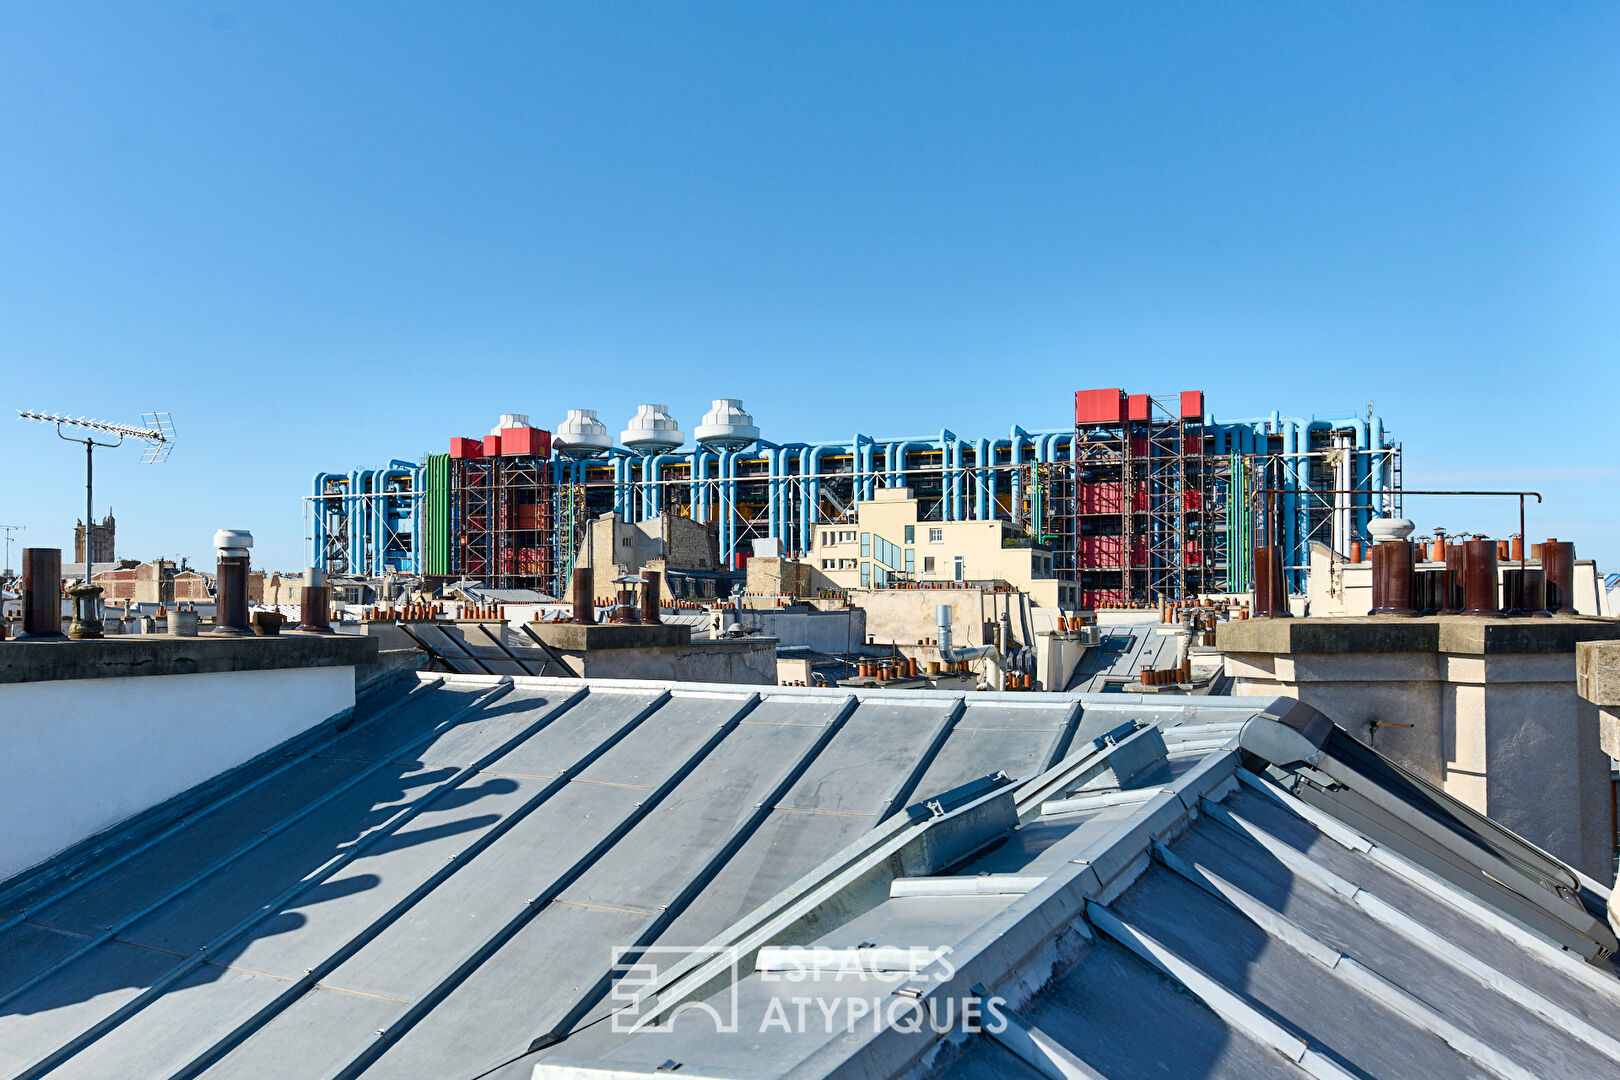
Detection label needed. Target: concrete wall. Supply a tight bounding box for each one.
[1221,618,1620,877]
[851,586,1043,649]
[0,665,355,880]
[555,640,776,684]
[745,557,838,598]
[711,607,866,654]
[778,657,814,685]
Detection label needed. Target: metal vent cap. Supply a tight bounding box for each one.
[554,408,614,458]
[620,404,684,454]
[694,398,760,451]
[490,413,531,435]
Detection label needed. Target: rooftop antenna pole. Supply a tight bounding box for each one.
[0,524,22,579]
[16,409,175,638]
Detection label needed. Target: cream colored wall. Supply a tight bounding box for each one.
[1226,646,1614,878]
[808,488,1077,607]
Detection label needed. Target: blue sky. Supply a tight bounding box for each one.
[2,3,1616,571]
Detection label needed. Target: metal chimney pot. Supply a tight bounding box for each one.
[212,529,254,636]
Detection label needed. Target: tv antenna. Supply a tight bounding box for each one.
[0,524,22,579]
[17,410,175,635]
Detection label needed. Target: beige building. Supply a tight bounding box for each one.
[91,559,186,605]
[584,513,724,602]
[261,572,305,606]
[809,488,1080,609]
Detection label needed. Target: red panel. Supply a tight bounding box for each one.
[1180,390,1204,421]
[1074,388,1127,426]
[499,426,552,457]
[483,434,503,457]
[1127,394,1150,422]
[1079,483,1122,515]
[449,437,483,459]
[1078,483,1145,515]
[1080,536,1123,566]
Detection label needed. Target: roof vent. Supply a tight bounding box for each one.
[553,409,613,458]
[694,398,760,451]
[620,404,684,454]
[1368,517,1416,542]
[489,413,530,435]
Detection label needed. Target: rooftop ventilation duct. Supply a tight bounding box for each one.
[694,398,760,451]
[620,404,684,454]
[936,603,1003,691]
[489,413,531,435]
[553,409,613,458]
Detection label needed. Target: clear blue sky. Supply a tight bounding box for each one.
[2,3,1616,572]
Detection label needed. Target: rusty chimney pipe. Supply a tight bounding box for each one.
[1442,543,1464,614]
[212,530,253,636]
[1251,545,1289,618]
[1370,540,1418,616]
[1461,539,1499,616]
[640,570,661,625]
[570,567,595,625]
[18,547,66,640]
[295,565,334,634]
[1542,540,1576,614]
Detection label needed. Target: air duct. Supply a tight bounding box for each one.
[620,404,684,454]
[554,409,614,459]
[694,398,760,452]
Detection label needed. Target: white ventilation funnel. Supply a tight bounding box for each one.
[694,398,760,451]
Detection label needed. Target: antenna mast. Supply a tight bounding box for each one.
[16,410,176,637]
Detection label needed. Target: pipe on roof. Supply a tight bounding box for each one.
[1009,426,1028,526]
[375,466,413,576]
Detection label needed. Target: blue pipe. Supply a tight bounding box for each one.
[852,435,869,504]
[767,443,806,546]
[695,449,716,523]
[946,437,959,524]
[807,444,839,534]
[799,446,813,553]
[889,440,928,491]
[310,472,339,569]
[974,438,989,520]
[722,448,747,567]
[376,467,412,575]
[646,454,672,521]
[1009,427,1028,524]
[348,469,367,577]
[1369,416,1385,521]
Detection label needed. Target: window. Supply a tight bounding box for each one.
[860,533,871,557]
[929,528,943,543]
[953,556,964,582]
[905,549,915,573]
[821,559,835,569]
[621,537,632,547]
[904,525,915,543]
[821,531,832,546]
[923,556,935,573]
[840,558,857,570]
[839,530,856,543]
[860,562,870,587]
